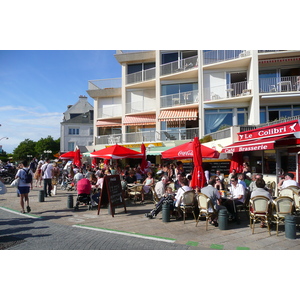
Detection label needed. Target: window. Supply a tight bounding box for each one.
[260,105,299,123]
[68,142,75,151]
[69,128,79,135]
[90,127,93,136]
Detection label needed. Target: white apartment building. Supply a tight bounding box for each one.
[87,50,300,181]
[60,95,94,153]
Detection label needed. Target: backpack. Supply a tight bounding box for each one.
[23,168,33,184]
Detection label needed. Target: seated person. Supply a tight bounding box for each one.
[201,176,223,227]
[174,177,193,218]
[222,176,244,222]
[278,173,299,190]
[125,171,137,184]
[214,175,224,191]
[145,176,170,218]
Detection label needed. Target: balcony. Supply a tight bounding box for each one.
[126,67,156,85]
[160,55,198,77]
[203,50,250,65]
[259,75,300,93]
[100,104,122,118]
[126,98,156,114]
[87,78,122,98]
[204,81,252,101]
[161,90,198,108]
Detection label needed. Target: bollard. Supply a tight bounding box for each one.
[67,195,73,209]
[162,202,170,222]
[108,204,115,215]
[218,209,228,230]
[38,190,45,202]
[285,214,296,239]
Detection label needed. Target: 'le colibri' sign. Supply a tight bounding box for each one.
[238,120,300,141]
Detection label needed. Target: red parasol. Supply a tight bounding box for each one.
[190,137,206,189]
[90,144,143,159]
[73,148,82,168]
[59,151,76,160]
[140,143,148,174]
[229,152,243,173]
[161,141,219,159]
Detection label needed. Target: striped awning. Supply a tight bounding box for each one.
[259,56,300,64]
[123,114,156,126]
[158,109,198,122]
[96,119,122,127]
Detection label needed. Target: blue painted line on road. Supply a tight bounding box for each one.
[73,224,176,243]
[0,206,42,219]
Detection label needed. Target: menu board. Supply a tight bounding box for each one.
[97,175,126,217]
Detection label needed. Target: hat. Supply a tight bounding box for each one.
[286,173,294,179]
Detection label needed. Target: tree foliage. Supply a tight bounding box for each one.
[13,136,60,161]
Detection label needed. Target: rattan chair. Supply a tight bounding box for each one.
[280,187,300,213]
[127,184,143,204]
[273,196,295,236]
[179,190,196,224]
[196,192,216,230]
[150,186,160,205]
[249,196,271,235]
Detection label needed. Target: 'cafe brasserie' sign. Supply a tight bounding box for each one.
[238,120,300,141]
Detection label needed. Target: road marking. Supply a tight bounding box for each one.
[0,206,41,219]
[73,224,176,243]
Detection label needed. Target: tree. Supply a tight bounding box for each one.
[13,139,37,161]
[35,136,60,159]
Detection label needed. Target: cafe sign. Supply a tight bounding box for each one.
[238,120,300,141]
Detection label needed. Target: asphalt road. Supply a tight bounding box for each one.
[0,209,193,250]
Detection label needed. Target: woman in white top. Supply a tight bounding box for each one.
[15,160,32,214]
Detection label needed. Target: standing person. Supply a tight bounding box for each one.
[34,162,43,187]
[15,160,32,213]
[41,158,53,197]
[51,162,60,195]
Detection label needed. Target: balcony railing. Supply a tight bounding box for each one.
[259,75,300,93]
[203,50,249,65]
[100,104,122,118]
[204,81,252,101]
[96,134,123,145]
[126,98,156,114]
[88,78,122,90]
[161,90,198,108]
[160,55,198,76]
[126,67,156,85]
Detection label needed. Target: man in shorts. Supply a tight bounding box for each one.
[15,160,32,213]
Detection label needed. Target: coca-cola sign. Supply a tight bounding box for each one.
[178,150,193,157]
[238,120,300,141]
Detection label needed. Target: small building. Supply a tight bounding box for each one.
[60,95,94,153]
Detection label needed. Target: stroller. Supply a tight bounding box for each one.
[61,175,74,191]
[74,178,94,210]
[145,195,174,219]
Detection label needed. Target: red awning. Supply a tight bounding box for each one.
[221,135,293,153]
[96,119,121,127]
[158,109,198,122]
[123,115,156,126]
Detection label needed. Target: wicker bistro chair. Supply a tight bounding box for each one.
[249,196,271,236]
[280,186,300,214]
[179,190,196,224]
[127,184,144,204]
[196,193,217,230]
[273,196,295,236]
[150,186,160,206]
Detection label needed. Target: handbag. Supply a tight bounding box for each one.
[10,178,20,187]
[0,181,7,194]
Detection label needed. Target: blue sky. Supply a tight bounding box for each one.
[0,50,122,153]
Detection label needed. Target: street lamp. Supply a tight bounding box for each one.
[0,137,8,142]
[44,150,52,159]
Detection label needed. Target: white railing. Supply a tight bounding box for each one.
[95,134,123,145]
[126,67,156,85]
[259,75,300,93]
[126,99,156,114]
[159,128,199,141]
[88,78,122,90]
[204,81,252,101]
[203,50,249,65]
[160,55,198,76]
[161,90,198,108]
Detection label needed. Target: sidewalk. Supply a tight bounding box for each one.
[1,184,300,250]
